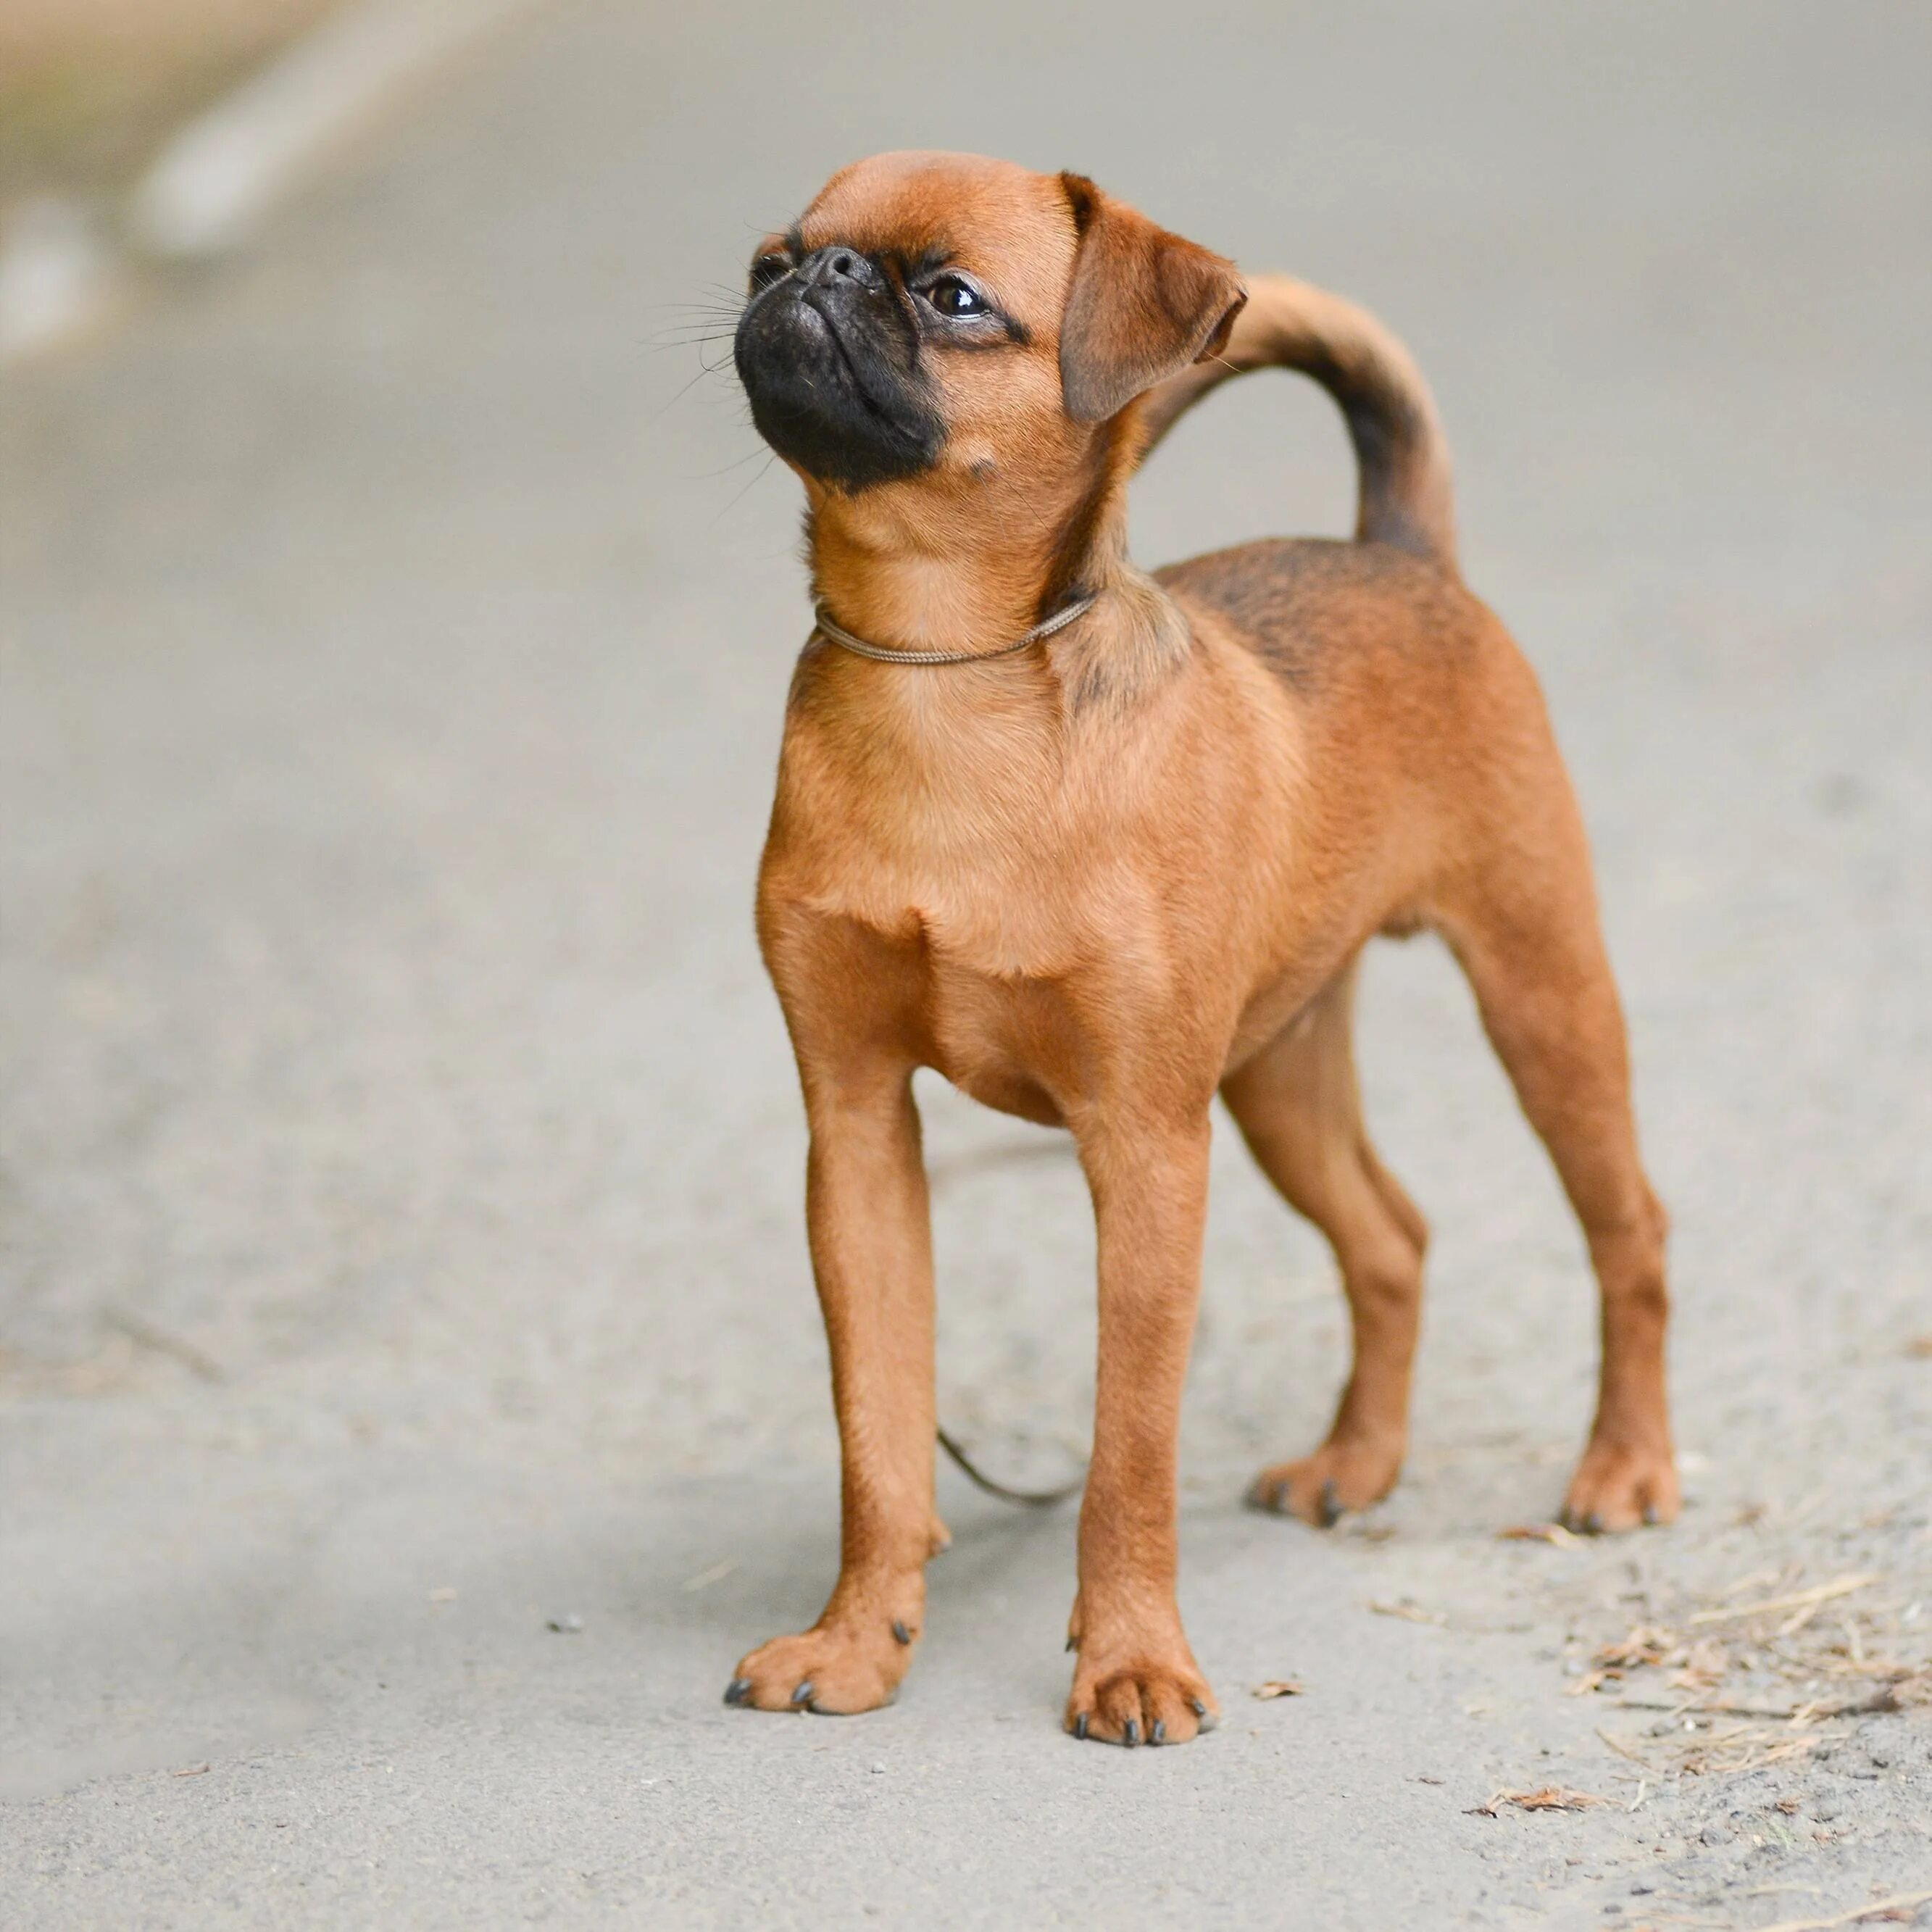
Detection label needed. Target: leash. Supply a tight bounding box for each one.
[936,1425,1085,1509]
[813,592,1096,667]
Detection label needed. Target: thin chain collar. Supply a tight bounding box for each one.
[811,591,1096,667]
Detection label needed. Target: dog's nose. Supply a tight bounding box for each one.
[799,246,883,294]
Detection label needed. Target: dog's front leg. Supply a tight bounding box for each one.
[726,1061,935,1715]
[1065,1109,1220,1746]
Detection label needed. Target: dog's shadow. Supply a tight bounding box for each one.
[638,1469,1080,1653]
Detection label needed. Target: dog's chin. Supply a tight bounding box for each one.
[734,296,944,494]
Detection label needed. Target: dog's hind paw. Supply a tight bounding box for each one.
[1245,1438,1402,1526]
[1559,1436,1678,1534]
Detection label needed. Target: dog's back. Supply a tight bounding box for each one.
[1157,536,1474,693]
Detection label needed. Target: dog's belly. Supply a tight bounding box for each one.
[1225,973,1321,1078]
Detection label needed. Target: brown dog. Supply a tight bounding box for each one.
[723,151,1675,1746]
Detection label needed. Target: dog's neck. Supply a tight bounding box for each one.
[807,491,1094,654]
[799,415,1187,707]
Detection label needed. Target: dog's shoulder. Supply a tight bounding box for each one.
[1155,538,1478,691]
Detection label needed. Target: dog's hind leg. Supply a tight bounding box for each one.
[1223,961,1428,1525]
[1436,791,1678,1533]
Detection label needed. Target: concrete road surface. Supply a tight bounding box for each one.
[3,3,1928,1926]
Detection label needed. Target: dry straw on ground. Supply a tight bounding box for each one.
[1747,1891,1932,1932]
[1499,1520,1584,1549]
[1567,1564,1929,1780]
[1468,1786,1607,1816]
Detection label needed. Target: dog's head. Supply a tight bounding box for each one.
[733,152,1244,502]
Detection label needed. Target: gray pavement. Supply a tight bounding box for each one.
[3,2,1929,1925]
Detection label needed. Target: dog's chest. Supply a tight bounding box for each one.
[765,686,1213,1117]
[770,804,1166,1126]
[919,955,1082,1127]
[779,698,1107,970]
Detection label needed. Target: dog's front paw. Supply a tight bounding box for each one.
[725,1611,917,1716]
[1559,1435,1678,1534]
[1245,1435,1404,1525]
[1063,1627,1217,1746]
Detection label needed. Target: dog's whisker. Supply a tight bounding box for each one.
[644,354,744,428]
[645,324,739,345]
[712,451,778,519]
[687,444,775,482]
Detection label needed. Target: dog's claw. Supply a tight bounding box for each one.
[1150,1720,1166,1745]
[1065,1633,1077,1652]
[1074,1712,1088,1741]
[723,1678,751,1707]
[1190,1696,1217,1733]
[1317,1478,1342,1528]
[1122,1719,1139,1748]
[1583,1512,1604,1536]
[891,1620,912,1646]
[1642,1503,1660,1527]
[790,1680,814,1706]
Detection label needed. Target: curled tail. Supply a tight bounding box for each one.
[1137,273,1457,572]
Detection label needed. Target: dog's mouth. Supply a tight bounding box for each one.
[794,296,888,415]
[733,263,944,493]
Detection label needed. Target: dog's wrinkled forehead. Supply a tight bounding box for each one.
[799,152,1078,326]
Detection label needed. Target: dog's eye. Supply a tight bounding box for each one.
[749,253,790,293]
[928,275,987,317]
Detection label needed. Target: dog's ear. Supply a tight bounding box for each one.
[1057,173,1246,424]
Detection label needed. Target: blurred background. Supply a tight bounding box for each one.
[2,0,336,200]
[2,3,1928,1925]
